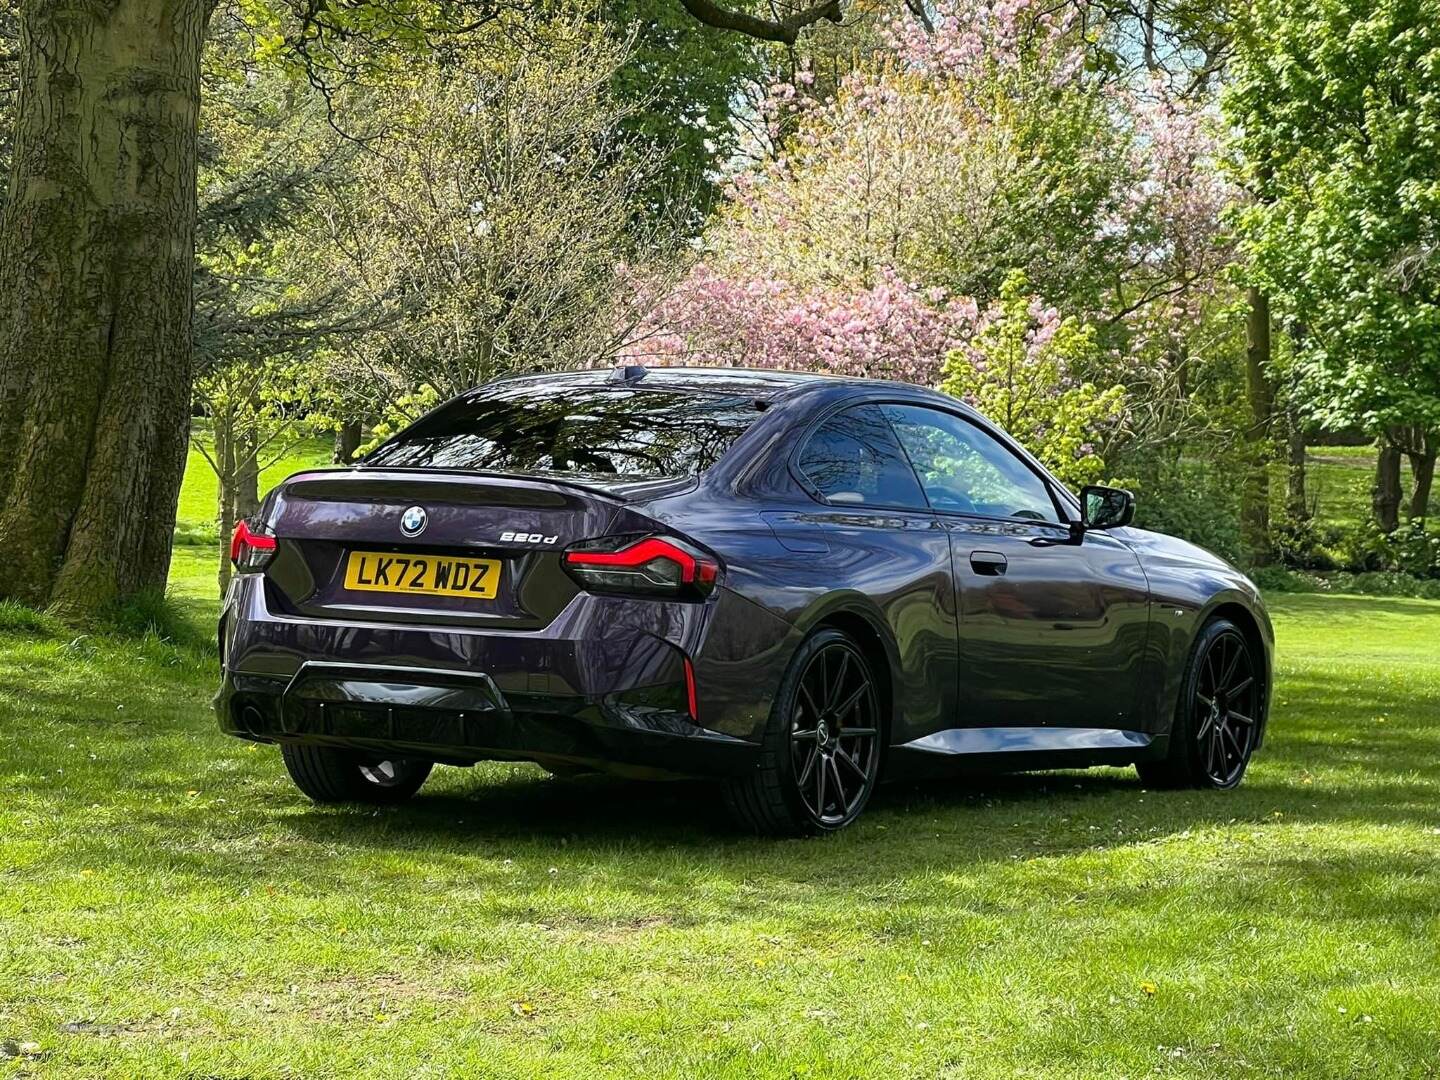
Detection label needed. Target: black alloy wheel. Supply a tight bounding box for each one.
[725,628,883,835]
[1138,617,1261,790]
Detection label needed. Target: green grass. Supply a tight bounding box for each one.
[3,595,1438,1077]
[3,453,1439,1077]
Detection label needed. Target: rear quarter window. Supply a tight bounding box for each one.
[796,404,928,509]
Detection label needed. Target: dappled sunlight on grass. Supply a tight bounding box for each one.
[1,587,1437,1076]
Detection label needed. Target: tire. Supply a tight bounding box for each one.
[1137,616,1262,790]
[280,744,433,805]
[723,627,884,836]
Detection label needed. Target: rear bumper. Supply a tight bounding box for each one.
[216,575,778,778]
[217,666,758,778]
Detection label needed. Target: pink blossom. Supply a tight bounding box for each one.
[623,265,980,385]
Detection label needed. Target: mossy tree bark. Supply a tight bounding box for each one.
[0,0,211,618]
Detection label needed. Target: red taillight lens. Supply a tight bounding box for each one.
[562,535,719,598]
[230,519,277,572]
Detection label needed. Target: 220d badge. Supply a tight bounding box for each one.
[217,365,1273,835]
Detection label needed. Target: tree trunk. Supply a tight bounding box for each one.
[1408,447,1435,522]
[215,408,235,594]
[333,419,363,464]
[231,414,260,522]
[0,0,211,618]
[1287,417,1308,521]
[1373,441,1402,533]
[1241,288,1274,563]
[215,407,260,596]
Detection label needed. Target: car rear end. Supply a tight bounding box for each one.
[215,372,786,780]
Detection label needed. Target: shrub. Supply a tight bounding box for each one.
[1270,513,1341,572]
[1251,566,1440,600]
[1338,521,1440,578]
[1119,452,1244,565]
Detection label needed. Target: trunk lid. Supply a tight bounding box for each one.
[259,468,667,628]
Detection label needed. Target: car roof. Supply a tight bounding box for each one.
[492,365,952,404]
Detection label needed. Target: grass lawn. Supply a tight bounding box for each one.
[2,461,1439,1077]
[1294,444,1431,530]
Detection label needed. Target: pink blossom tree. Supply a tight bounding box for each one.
[625,266,978,386]
[627,0,1238,478]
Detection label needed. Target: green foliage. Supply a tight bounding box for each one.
[941,272,1127,490]
[357,383,442,457]
[1121,452,1246,566]
[1343,519,1440,577]
[1252,564,1440,599]
[1226,0,1440,436]
[956,85,1133,314]
[600,0,767,225]
[1268,510,1343,572]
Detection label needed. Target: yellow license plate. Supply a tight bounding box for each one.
[343,551,501,599]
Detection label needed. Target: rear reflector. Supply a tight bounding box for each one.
[230,519,277,572]
[562,535,719,599]
[683,656,699,722]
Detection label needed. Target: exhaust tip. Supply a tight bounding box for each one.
[239,704,265,734]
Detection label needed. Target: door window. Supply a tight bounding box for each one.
[797,405,928,509]
[882,405,1060,522]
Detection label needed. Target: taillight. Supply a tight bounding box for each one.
[230,519,277,572]
[562,535,719,599]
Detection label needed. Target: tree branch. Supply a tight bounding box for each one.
[902,0,934,35]
[676,0,843,44]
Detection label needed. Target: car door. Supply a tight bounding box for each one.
[791,404,960,743]
[881,404,1151,735]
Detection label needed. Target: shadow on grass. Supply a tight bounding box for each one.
[6,633,1438,930]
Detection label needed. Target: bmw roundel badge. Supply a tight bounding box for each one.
[400,505,428,537]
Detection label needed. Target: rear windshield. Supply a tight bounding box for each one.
[362,381,763,480]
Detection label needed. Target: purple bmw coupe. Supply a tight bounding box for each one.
[217,366,1271,834]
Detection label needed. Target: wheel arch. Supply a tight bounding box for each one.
[801,599,899,745]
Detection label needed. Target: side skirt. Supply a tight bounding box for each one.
[888,726,1166,778]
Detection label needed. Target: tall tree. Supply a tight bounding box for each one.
[0,0,211,616]
[1226,0,1440,532]
[319,25,675,409]
[0,0,846,619]
[192,52,377,592]
[601,0,766,226]
[1241,287,1273,561]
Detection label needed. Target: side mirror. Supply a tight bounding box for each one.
[1080,485,1136,530]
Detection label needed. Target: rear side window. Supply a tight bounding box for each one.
[797,405,927,509]
[363,382,762,479]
